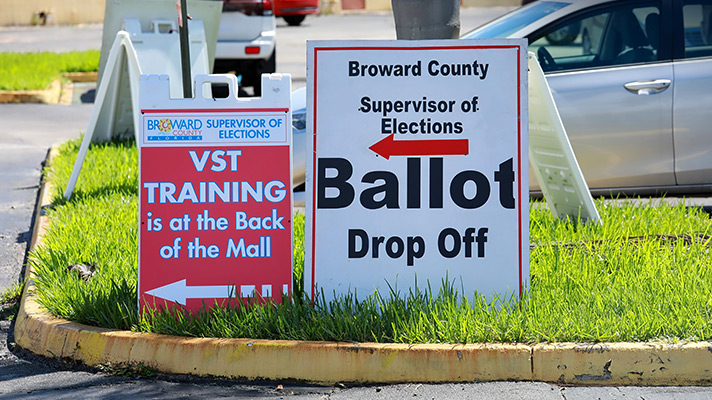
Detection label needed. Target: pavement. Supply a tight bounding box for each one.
[0,103,94,292]
[5,8,712,398]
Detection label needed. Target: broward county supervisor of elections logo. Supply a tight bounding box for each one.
[146,117,204,142]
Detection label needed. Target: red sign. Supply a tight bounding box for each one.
[138,108,292,313]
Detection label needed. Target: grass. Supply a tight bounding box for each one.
[0,50,100,91]
[28,138,712,344]
[0,282,24,321]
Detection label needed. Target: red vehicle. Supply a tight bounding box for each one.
[273,0,319,26]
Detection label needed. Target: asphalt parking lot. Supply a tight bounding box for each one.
[2,8,712,399]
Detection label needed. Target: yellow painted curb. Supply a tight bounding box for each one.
[16,286,533,382]
[63,71,99,83]
[0,72,96,104]
[533,342,712,386]
[12,146,712,385]
[0,79,61,104]
[15,294,533,383]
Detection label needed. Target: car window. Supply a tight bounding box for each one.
[681,1,712,58]
[462,1,569,39]
[530,3,662,72]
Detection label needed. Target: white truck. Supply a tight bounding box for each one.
[212,0,276,96]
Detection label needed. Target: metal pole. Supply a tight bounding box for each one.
[178,0,192,98]
[391,0,460,40]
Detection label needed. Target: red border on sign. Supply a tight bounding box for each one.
[310,44,525,301]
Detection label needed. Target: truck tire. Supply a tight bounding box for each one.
[284,15,306,26]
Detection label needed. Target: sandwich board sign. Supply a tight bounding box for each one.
[527,52,600,224]
[305,40,529,303]
[138,73,293,313]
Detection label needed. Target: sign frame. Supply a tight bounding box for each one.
[305,40,529,303]
[138,73,293,313]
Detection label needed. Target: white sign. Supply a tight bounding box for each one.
[527,52,600,224]
[305,40,529,303]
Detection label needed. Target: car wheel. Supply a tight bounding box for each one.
[283,15,306,26]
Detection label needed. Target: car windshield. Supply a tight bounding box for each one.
[462,1,570,39]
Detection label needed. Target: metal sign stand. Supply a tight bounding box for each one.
[177,0,192,98]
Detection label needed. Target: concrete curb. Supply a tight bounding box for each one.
[0,72,97,104]
[63,71,98,82]
[0,79,62,104]
[533,342,712,385]
[13,147,712,385]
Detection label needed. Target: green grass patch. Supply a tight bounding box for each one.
[29,139,712,343]
[0,50,100,91]
[0,282,23,304]
[0,282,24,321]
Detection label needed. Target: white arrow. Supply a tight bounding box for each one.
[145,279,236,306]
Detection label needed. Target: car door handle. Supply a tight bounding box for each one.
[623,79,671,95]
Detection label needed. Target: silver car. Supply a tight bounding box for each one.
[463,0,712,196]
[291,86,307,206]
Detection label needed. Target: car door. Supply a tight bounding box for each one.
[528,1,675,192]
[671,0,712,185]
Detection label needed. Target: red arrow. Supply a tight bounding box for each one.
[369,134,469,160]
